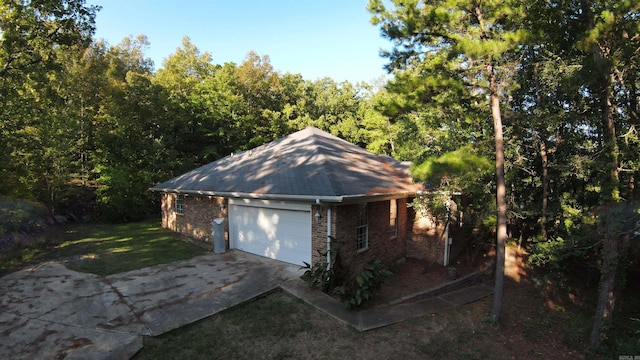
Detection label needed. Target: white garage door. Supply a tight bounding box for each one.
[229,201,311,266]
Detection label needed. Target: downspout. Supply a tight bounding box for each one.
[316,198,332,268]
[443,199,451,266]
[327,207,332,268]
[443,221,450,266]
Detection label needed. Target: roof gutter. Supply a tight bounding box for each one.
[149,187,418,204]
[148,187,345,203]
[415,190,463,196]
[337,191,418,204]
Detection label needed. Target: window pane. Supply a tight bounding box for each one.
[175,194,184,215]
[356,203,368,250]
[389,199,398,238]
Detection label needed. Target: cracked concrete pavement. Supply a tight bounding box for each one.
[0,251,301,359]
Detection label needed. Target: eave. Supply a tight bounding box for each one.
[148,187,418,204]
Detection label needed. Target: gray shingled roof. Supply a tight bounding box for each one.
[150,127,419,202]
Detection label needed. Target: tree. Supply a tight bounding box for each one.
[369,0,528,322]
[510,0,639,349]
[233,51,284,147]
[299,78,370,145]
[92,35,167,221]
[575,0,640,349]
[0,0,99,204]
[0,0,99,78]
[154,36,221,166]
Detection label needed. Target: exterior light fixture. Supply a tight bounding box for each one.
[314,211,321,223]
[219,203,225,211]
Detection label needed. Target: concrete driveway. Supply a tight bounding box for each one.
[0,251,300,359]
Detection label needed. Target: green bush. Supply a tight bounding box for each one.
[336,258,393,309]
[95,165,158,222]
[301,237,344,293]
[301,239,392,309]
[0,196,49,235]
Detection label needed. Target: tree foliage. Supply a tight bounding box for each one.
[0,0,99,207]
[0,9,377,219]
[369,0,529,322]
[368,0,639,345]
[1,0,639,351]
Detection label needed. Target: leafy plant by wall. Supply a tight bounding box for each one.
[335,258,392,309]
[301,238,392,309]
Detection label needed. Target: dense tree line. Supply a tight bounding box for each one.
[0,1,379,221]
[1,0,639,353]
[369,0,639,351]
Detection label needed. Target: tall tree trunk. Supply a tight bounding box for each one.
[590,72,622,349]
[629,82,638,199]
[534,60,550,241]
[602,72,620,201]
[489,63,508,324]
[473,1,508,323]
[387,119,396,154]
[584,0,621,348]
[630,81,639,129]
[590,211,619,349]
[540,138,549,240]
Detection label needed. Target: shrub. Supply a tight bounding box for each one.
[336,258,393,309]
[301,238,392,309]
[0,196,49,235]
[300,237,344,294]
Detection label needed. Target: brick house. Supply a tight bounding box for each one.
[151,127,447,275]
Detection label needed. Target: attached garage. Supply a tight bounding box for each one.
[152,127,421,269]
[228,199,312,266]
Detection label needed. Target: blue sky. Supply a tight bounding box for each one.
[88,0,391,84]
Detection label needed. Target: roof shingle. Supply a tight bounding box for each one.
[150,127,419,201]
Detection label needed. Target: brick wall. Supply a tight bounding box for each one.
[160,193,442,269]
[310,204,338,266]
[332,199,407,280]
[160,193,228,250]
[406,204,446,264]
[396,197,409,251]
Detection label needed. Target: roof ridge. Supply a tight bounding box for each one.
[306,128,344,197]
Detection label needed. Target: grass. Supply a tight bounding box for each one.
[133,278,640,360]
[133,284,588,360]
[0,220,207,276]
[136,291,321,360]
[2,215,637,358]
[135,290,360,360]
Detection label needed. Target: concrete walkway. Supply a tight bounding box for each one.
[0,251,493,359]
[0,251,300,359]
[281,278,493,331]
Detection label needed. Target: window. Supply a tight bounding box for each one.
[390,199,398,238]
[356,203,368,251]
[175,194,185,215]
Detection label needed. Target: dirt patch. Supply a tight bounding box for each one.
[362,256,492,309]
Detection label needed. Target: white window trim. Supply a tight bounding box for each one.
[175,194,185,215]
[356,203,368,252]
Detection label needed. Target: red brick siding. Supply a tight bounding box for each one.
[332,199,407,280]
[406,204,446,264]
[396,198,409,249]
[160,193,228,250]
[159,193,443,272]
[310,205,330,266]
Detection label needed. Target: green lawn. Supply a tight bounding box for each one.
[0,220,207,276]
[2,219,636,359]
[132,285,605,360]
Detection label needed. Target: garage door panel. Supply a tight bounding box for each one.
[229,204,311,266]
